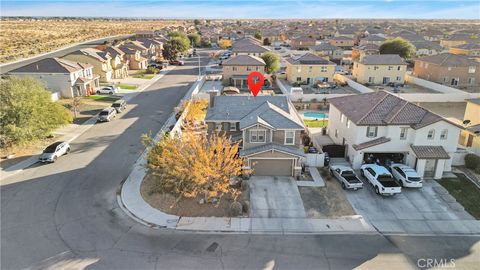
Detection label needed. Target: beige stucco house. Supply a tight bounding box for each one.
[285,53,336,85]
[352,54,407,85]
[205,95,306,177]
[62,48,113,82]
[222,55,266,89]
[104,46,129,79]
[459,99,480,156]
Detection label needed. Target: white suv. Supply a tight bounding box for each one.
[39,141,70,163]
[390,164,423,188]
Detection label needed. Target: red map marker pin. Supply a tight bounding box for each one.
[247,71,264,97]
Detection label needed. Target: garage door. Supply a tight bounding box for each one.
[251,159,293,176]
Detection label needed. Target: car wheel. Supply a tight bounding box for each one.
[375,186,379,195]
[360,169,364,176]
[341,183,346,190]
[330,169,333,176]
[109,92,113,95]
[52,156,57,163]
[96,90,101,94]
[399,180,404,187]
[65,148,70,155]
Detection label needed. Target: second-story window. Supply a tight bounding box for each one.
[232,67,237,71]
[285,131,295,145]
[400,127,408,140]
[229,122,237,131]
[468,66,476,73]
[321,66,327,72]
[250,129,266,143]
[215,123,222,131]
[427,129,435,140]
[247,66,252,71]
[440,129,448,140]
[366,126,377,138]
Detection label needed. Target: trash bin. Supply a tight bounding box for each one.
[324,152,330,167]
[322,128,327,135]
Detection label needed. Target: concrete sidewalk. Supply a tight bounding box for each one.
[0,67,175,180]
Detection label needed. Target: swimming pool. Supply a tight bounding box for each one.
[303,111,328,119]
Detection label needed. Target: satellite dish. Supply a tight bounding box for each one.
[463,120,471,125]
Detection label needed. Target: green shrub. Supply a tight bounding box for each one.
[465,154,480,170]
[146,66,159,74]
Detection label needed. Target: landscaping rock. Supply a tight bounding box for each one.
[230,201,243,216]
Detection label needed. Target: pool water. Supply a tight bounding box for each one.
[303,112,328,119]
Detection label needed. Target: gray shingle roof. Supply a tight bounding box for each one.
[358,54,406,65]
[410,145,450,159]
[68,48,110,62]
[240,143,305,157]
[309,43,340,51]
[205,96,304,130]
[416,53,480,66]
[353,137,391,150]
[223,55,265,66]
[328,91,460,129]
[285,53,334,65]
[9,57,92,74]
[232,38,269,53]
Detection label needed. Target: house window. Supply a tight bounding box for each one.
[427,129,435,140]
[388,66,393,70]
[321,66,327,72]
[335,129,339,138]
[468,66,476,73]
[285,131,295,145]
[296,77,302,82]
[443,77,449,83]
[308,66,313,72]
[229,122,237,131]
[468,77,475,85]
[247,66,252,71]
[447,66,452,71]
[215,123,222,131]
[368,77,374,83]
[366,126,377,138]
[440,129,448,140]
[232,67,237,71]
[374,66,379,70]
[250,129,266,143]
[297,67,301,73]
[397,66,402,70]
[255,67,259,71]
[400,127,408,140]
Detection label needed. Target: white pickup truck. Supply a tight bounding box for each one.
[330,165,363,190]
[360,164,402,196]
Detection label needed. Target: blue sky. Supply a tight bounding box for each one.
[1,0,479,19]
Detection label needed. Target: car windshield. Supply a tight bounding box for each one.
[44,144,60,153]
[378,175,394,181]
[112,103,120,107]
[342,171,355,176]
[100,111,109,115]
[408,177,421,182]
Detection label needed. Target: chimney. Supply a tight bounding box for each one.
[208,90,218,108]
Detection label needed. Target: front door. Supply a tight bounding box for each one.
[424,159,436,177]
[383,77,390,84]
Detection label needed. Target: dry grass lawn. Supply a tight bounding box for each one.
[0,19,186,63]
[141,174,249,217]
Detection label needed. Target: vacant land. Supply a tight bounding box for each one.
[0,18,185,63]
[439,174,480,219]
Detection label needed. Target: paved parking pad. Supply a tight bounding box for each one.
[344,176,480,234]
[249,176,307,218]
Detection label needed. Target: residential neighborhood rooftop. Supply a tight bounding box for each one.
[8,57,92,73]
[285,53,334,65]
[416,53,480,66]
[222,55,266,66]
[357,54,406,65]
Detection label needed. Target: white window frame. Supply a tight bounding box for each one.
[427,129,435,140]
[366,126,377,138]
[440,129,448,140]
[215,123,222,131]
[321,66,327,72]
[284,130,295,145]
[400,127,408,140]
[229,122,237,131]
[340,113,345,123]
[250,129,266,143]
[468,66,476,73]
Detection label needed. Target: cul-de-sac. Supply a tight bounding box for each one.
[1,2,480,269]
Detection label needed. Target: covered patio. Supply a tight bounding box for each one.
[74,75,100,96]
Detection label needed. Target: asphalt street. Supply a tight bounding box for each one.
[0,34,133,74]
[1,53,480,270]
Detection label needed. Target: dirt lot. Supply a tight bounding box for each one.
[299,168,356,218]
[141,174,249,217]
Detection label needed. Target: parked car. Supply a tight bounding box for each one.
[39,141,70,163]
[97,107,117,122]
[96,86,119,95]
[390,163,423,188]
[169,60,184,66]
[360,164,401,196]
[111,99,127,113]
[148,63,163,70]
[330,165,363,190]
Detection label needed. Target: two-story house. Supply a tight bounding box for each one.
[412,53,479,88]
[118,45,148,70]
[308,43,343,63]
[136,38,164,61]
[222,55,266,89]
[205,95,306,177]
[8,57,99,98]
[329,36,355,49]
[459,98,480,156]
[62,48,113,82]
[104,46,129,79]
[449,43,480,60]
[327,91,462,179]
[359,35,386,46]
[290,36,316,50]
[351,44,379,62]
[285,53,336,85]
[352,54,407,85]
[231,37,269,57]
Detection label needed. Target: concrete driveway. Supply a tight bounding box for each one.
[249,176,306,218]
[345,176,478,234]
